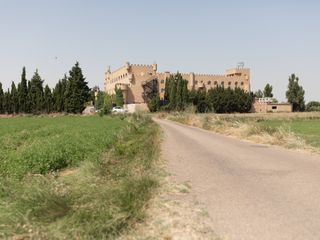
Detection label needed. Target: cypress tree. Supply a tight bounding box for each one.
[4,89,12,114]
[0,82,4,114]
[44,84,53,113]
[164,76,173,101]
[10,81,19,114]
[182,80,189,109]
[115,86,124,107]
[65,62,90,113]
[95,91,105,110]
[29,70,44,114]
[169,77,177,110]
[19,67,28,113]
[53,75,67,112]
[175,74,183,110]
[52,82,60,112]
[60,76,67,111]
[26,80,32,113]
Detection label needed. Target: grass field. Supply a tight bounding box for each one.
[0,115,160,239]
[0,116,127,178]
[258,118,320,148]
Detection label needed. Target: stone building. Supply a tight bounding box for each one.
[252,98,292,113]
[104,62,251,105]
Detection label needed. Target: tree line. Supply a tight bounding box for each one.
[0,62,91,114]
[147,73,253,113]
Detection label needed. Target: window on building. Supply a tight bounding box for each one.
[208,81,211,85]
[214,81,218,85]
[161,88,165,93]
[241,82,244,86]
[161,79,165,84]
[272,106,277,110]
[235,82,238,86]
[221,81,224,86]
[228,81,231,85]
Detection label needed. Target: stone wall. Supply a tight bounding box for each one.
[253,102,293,113]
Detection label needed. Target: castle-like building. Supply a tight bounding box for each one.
[104,62,251,104]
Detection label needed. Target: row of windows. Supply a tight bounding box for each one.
[196,80,244,86]
[109,73,129,83]
[159,84,245,93]
[159,79,245,86]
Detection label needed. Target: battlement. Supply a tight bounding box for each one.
[131,63,154,68]
[193,73,225,77]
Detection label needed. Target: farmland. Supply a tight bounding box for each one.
[0,116,127,178]
[0,115,160,239]
[258,118,320,149]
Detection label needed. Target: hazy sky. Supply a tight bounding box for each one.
[1,0,319,101]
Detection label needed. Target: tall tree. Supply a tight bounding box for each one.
[263,83,273,98]
[182,80,189,108]
[286,74,305,112]
[95,91,105,110]
[4,89,12,114]
[115,86,124,107]
[254,89,263,98]
[53,75,68,112]
[164,76,172,101]
[43,84,53,113]
[19,67,28,113]
[64,62,90,113]
[10,81,19,114]
[175,74,183,110]
[169,77,177,110]
[0,82,4,114]
[29,70,44,113]
[26,80,32,113]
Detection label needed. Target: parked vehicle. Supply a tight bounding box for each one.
[112,106,126,113]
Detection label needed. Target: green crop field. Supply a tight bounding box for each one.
[258,118,320,148]
[0,115,160,239]
[0,116,127,178]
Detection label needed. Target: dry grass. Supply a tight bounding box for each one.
[157,112,320,153]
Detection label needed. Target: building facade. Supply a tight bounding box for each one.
[104,62,251,104]
[252,98,293,113]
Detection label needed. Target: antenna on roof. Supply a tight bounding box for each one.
[237,62,245,69]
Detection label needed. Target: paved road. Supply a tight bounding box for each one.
[155,119,320,240]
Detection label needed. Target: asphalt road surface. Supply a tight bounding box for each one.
[155,119,320,240]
